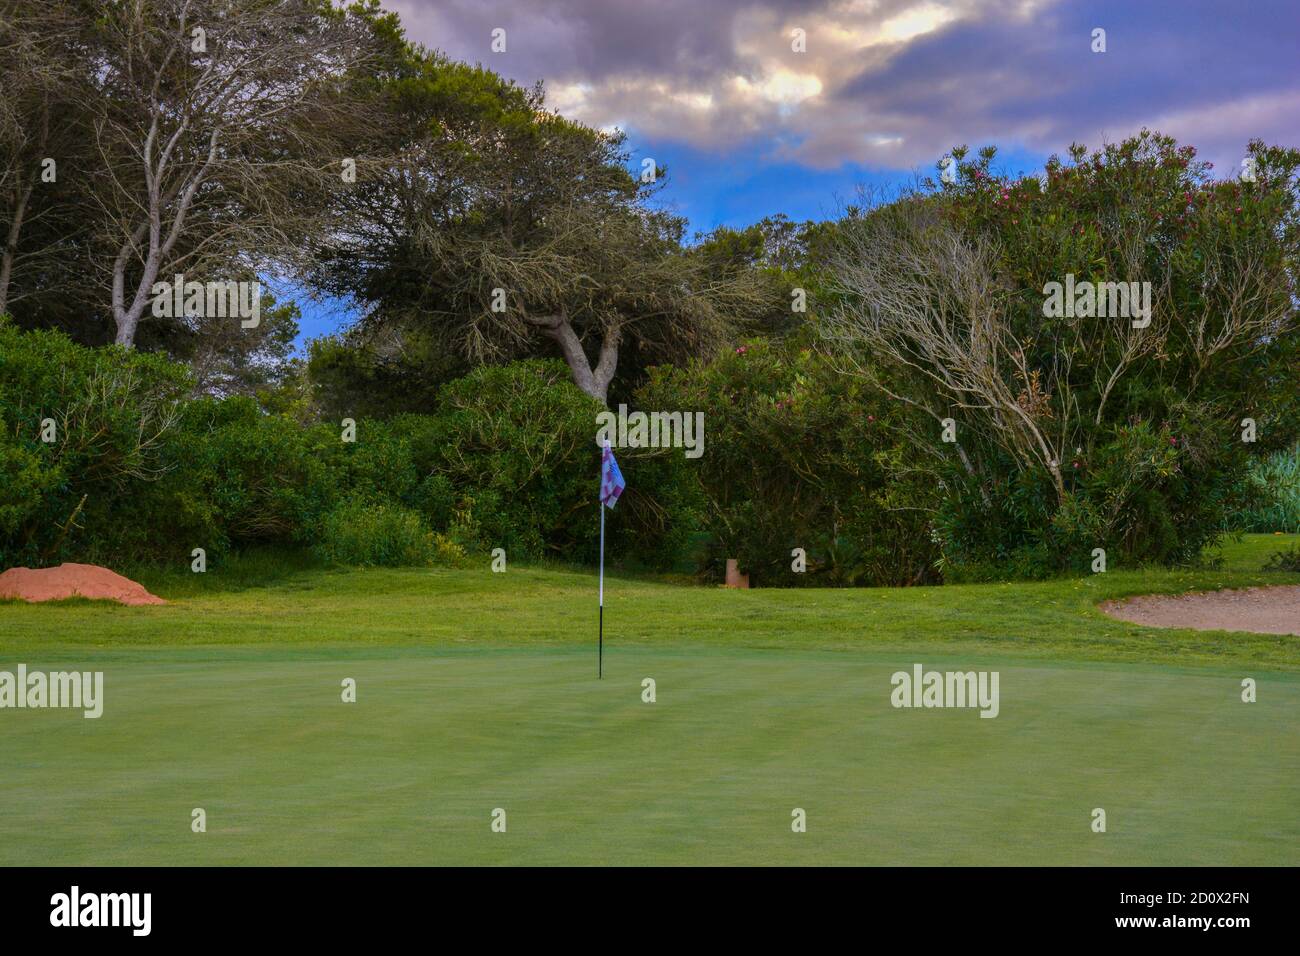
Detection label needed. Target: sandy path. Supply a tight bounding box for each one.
[1101,585,1300,636]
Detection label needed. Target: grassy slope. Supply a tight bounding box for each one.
[1,534,1297,865]
[3,534,1300,667]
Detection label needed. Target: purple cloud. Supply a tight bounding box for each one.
[385,0,1300,173]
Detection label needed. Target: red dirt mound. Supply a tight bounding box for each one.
[0,563,166,606]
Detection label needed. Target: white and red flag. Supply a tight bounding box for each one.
[599,442,625,508]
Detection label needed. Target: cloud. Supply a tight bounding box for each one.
[386,0,1300,174]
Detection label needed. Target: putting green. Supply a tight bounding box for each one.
[1,647,1296,866]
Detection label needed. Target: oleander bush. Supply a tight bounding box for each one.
[822,133,1300,577]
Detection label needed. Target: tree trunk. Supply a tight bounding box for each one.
[539,316,620,405]
[111,220,155,347]
[111,127,217,348]
[0,177,33,316]
[2,100,48,317]
[113,274,155,347]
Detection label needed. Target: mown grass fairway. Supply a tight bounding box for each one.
[2,535,1298,865]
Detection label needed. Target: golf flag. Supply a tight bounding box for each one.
[597,440,623,679]
[600,443,625,508]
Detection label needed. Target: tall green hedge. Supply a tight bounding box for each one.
[0,328,694,570]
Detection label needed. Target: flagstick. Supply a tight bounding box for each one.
[598,498,605,679]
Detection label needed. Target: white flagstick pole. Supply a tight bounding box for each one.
[599,439,607,679]
[598,500,605,680]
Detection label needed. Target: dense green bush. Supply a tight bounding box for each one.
[0,321,190,567]
[149,361,647,564]
[1231,445,1300,533]
[412,359,695,567]
[423,360,602,559]
[155,397,326,557]
[637,339,937,586]
[314,498,456,567]
[0,332,698,571]
[933,412,1256,580]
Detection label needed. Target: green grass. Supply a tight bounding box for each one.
[2,534,1298,865]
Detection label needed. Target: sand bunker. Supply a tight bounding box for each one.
[1101,585,1299,636]
[0,563,166,606]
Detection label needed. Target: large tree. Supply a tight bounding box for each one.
[310,44,773,404]
[0,0,88,317]
[81,0,382,347]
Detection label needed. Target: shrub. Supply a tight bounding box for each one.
[637,339,937,586]
[1262,544,1300,573]
[0,322,443,566]
[1231,445,1300,533]
[314,499,443,567]
[419,360,601,560]
[137,399,432,562]
[152,397,327,558]
[0,321,190,567]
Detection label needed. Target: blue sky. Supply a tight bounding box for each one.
[291,0,1300,348]
[640,140,1050,233]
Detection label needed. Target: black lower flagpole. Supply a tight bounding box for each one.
[598,604,603,679]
